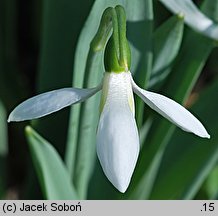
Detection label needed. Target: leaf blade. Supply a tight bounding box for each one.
[0,101,7,156]
[25,126,78,200]
[150,14,184,88]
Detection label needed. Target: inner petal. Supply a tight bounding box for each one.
[100,71,135,116]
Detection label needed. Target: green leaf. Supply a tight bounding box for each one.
[139,117,153,147]
[150,14,184,88]
[73,50,103,199]
[202,0,218,22]
[130,0,153,127]
[204,164,218,199]
[150,80,218,199]
[25,126,78,200]
[128,0,153,81]
[0,101,7,198]
[0,101,7,156]
[159,0,218,41]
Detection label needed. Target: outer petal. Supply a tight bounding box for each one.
[97,72,139,193]
[8,86,101,122]
[131,77,210,138]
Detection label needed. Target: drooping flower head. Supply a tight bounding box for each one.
[8,5,210,193]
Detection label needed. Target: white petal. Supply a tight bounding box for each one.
[97,72,139,193]
[8,86,101,122]
[131,78,210,138]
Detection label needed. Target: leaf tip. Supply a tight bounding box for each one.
[25,125,33,135]
[177,12,184,20]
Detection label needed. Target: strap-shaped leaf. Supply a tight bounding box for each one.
[0,101,7,156]
[204,165,218,199]
[0,101,7,198]
[129,0,153,127]
[150,14,184,88]
[26,126,78,199]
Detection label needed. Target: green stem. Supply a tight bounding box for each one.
[73,49,102,199]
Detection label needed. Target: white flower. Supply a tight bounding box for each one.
[8,71,210,193]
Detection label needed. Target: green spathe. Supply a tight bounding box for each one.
[103,5,131,73]
[104,37,131,73]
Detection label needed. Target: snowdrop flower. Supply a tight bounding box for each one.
[8,70,210,192]
[8,5,210,193]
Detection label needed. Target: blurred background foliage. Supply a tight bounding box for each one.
[0,0,218,199]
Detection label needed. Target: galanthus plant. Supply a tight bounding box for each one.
[8,5,210,193]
